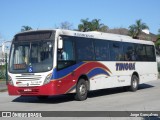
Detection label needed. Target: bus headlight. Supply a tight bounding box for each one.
[43,73,52,85]
[8,75,14,85]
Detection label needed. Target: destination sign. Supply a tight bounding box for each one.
[15,32,52,41]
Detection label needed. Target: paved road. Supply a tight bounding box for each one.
[0,80,160,120]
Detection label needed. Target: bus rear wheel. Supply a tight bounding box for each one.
[130,75,139,92]
[75,79,88,101]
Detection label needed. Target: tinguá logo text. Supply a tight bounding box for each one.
[116,63,135,71]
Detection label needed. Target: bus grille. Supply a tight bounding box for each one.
[15,74,43,86]
[15,74,42,81]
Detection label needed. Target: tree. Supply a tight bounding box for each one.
[21,26,32,32]
[155,29,160,54]
[78,18,91,32]
[128,19,149,39]
[157,29,160,41]
[55,21,73,30]
[59,21,73,30]
[158,35,160,41]
[156,29,160,46]
[78,18,108,32]
[90,19,108,32]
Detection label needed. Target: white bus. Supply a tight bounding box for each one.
[7,29,158,101]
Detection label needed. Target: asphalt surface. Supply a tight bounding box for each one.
[0,80,7,91]
[0,80,160,120]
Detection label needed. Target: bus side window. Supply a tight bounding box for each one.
[58,38,75,61]
[123,43,137,61]
[95,40,109,61]
[146,45,156,61]
[76,38,94,61]
[135,44,147,61]
[57,36,76,70]
[109,42,123,61]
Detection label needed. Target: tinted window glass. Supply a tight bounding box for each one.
[58,38,75,61]
[76,38,94,61]
[135,44,147,61]
[95,40,109,61]
[57,36,76,70]
[109,42,123,61]
[9,41,53,73]
[146,45,156,61]
[123,43,137,61]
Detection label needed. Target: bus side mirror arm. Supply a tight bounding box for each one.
[58,36,63,49]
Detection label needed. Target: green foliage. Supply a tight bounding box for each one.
[21,26,32,32]
[155,40,160,47]
[78,18,91,32]
[155,30,160,47]
[0,65,6,79]
[128,19,149,39]
[78,18,108,32]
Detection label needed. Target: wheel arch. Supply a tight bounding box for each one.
[132,71,140,84]
[77,74,90,91]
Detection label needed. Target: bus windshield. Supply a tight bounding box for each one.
[9,40,54,73]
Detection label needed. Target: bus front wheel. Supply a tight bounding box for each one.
[75,79,88,101]
[130,75,139,92]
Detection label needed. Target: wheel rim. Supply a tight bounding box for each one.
[79,83,86,96]
[133,78,137,88]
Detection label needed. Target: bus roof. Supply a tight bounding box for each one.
[57,29,154,45]
[15,29,154,45]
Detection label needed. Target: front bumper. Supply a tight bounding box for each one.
[7,82,56,96]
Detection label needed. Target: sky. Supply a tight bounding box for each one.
[0,0,160,43]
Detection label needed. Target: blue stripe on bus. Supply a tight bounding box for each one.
[87,68,110,79]
[51,62,84,79]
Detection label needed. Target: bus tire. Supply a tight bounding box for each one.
[75,79,88,101]
[130,75,139,92]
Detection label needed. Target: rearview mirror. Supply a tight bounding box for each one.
[58,36,63,49]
